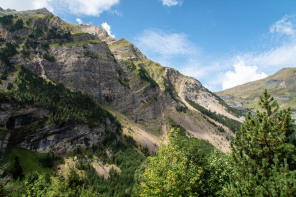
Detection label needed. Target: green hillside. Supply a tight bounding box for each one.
[216,67,296,117]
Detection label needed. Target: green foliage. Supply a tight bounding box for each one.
[47,28,72,41]
[71,144,144,196]
[6,82,13,90]
[124,135,138,148]
[21,48,30,58]
[163,76,175,97]
[138,66,158,88]
[117,78,129,87]
[205,150,232,196]
[9,19,24,32]
[38,153,62,169]
[83,51,99,59]
[0,15,13,26]
[175,104,188,113]
[3,67,115,128]
[0,71,8,80]
[24,39,37,49]
[8,171,86,197]
[42,53,55,62]
[122,61,136,70]
[136,129,203,197]
[29,27,44,39]
[10,156,24,180]
[224,90,296,196]
[0,148,55,175]
[41,42,50,51]
[211,91,243,117]
[0,129,8,138]
[168,118,187,136]
[0,182,6,196]
[0,42,18,67]
[186,97,241,133]
[135,118,231,196]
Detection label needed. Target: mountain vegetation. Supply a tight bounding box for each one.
[0,8,295,196]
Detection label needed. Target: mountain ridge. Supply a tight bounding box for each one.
[216,67,296,119]
[0,8,243,153]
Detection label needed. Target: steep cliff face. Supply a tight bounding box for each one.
[0,8,242,153]
[0,103,117,159]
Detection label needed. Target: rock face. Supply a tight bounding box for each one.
[0,9,243,153]
[78,24,116,43]
[0,103,117,157]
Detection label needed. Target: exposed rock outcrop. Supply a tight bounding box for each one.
[0,103,118,156]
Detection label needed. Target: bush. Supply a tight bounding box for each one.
[0,42,18,66]
[138,66,158,88]
[9,19,23,32]
[7,82,13,90]
[41,42,50,51]
[43,53,55,62]
[1,71,8,80]
[0,15,13,26]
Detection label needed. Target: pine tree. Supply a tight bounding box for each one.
[224,89,296,196]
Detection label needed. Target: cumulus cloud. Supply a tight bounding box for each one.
[76,18,83,25]
[0,0,53,12]
[222,60,267,90]
[101,22,115,38]
[135,29,197,66]
[270,15,296,36]
[161,0,183,7]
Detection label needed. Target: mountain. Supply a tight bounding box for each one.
[216,67,296,119]
[0,7,243,157]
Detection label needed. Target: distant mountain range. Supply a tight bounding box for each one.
[216,67,296,119]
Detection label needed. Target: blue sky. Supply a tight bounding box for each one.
[1,0,296,91]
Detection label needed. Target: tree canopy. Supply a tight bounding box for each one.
[224,89,296,196]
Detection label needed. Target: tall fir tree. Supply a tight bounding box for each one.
[224,89,296,196]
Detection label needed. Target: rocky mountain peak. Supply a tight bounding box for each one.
[78,24,116,43]
[108,38,147,62]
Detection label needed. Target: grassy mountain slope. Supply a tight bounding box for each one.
[216,67,296,118]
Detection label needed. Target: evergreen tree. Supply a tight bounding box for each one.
[224,89,296,196]
[10,156,23,180]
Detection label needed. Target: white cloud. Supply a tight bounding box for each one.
[64,0,119,16]
[0,0,119,16]
[0,0,53,12]
[76,18,83,25]
[101,22,115,38]
[161,0,183,7]
[135,29,197,66]
[222,60,267,90]
[244,44,296,68]
[270,15,296,36]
